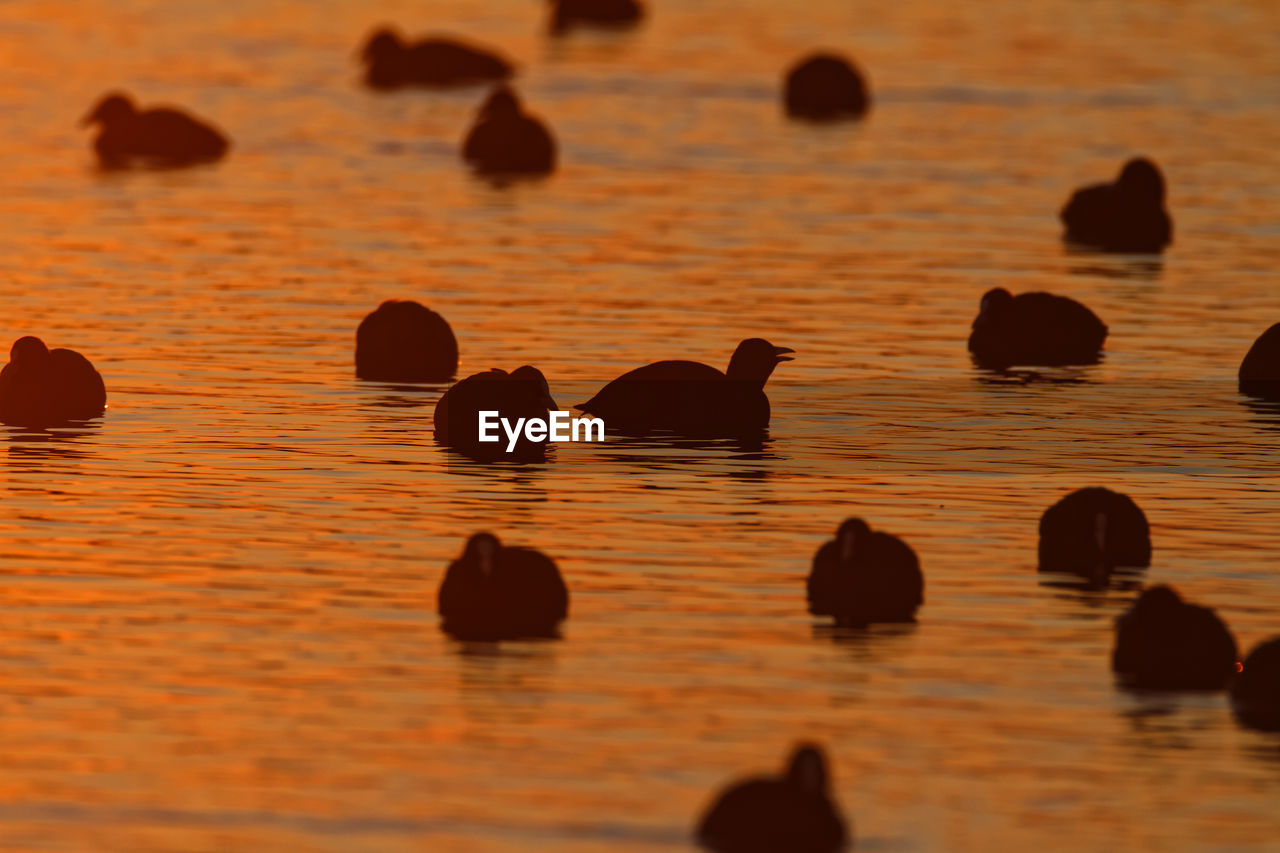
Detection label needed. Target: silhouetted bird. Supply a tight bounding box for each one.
[433,366,557,460]
[355,300,458,382]
[696,743,849,853]
[1038,487,1151,582]
[80,92,229,168]
[550,0,645,33]
[0,337,106,428]
[1238,323,1280,400]
[438,532,569,640]
[462,86,557,177]
[1060,158,1172,253]
[360,27,514,89]
[807,518,923,626]
[784,53,870,121]
[968,288,1107,368]
[577,338,793,438]
[1231,637,1280,732]
[1112,585,1238,690]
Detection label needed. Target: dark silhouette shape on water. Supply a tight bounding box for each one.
[1112,585,1238,691]
[1038,487,1151,584]
[1231,637,1280,732]
[1239,323,1280,401]
[0,337,106,428]
[1060,158,1172,253]
[355,300,458,382]
[784,54,869,121]
[577,338,793,438]
[807,518,923,627]
[438,532,569,641]
[968,288,1107,369]
[550,0,645,33]
[360,27,514,89]
[462,86,557,177]
[81,92,229,168]
[696,743,849,853]
[433,366,557,461]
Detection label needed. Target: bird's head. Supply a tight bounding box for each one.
[80,92,136,128]
[726,338,794,383]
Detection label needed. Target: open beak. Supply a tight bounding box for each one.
[773,346,796,363]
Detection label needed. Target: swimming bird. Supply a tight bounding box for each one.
[462,86,557,177]
[0,337,106,428]
[433,366,557,460]
[1238,323,1280,400]
[968,288,1107,368]
[696,743,849,853]
[1112,585,1238,690]
[576,338,793,437]
[1060,158,1172,253]
[1231,637,1280,732]
[1038,487,1151,582]
[80,92,229,168]
[549,0,645,33]
[359,27,514,89]
[807,518,923,626]
[355,300,458,382]
[784,53,870,121]
[438,532,569,641]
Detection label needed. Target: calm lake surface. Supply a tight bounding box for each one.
[1,1,1278,850]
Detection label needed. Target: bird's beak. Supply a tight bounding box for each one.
[773,346,796,363]
[78,109,97,128]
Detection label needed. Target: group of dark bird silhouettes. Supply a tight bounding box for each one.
[3,5,1277,852]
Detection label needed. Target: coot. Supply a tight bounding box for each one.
[80,92,229,168]
[1038,487,1151,581]
[968,288,1107,368]
[576,338,794,437]
[550,0,645,33]
[433,366,557,460]
[807,518,923,626]
[1112,585,1238,690]
[360,27,514,88]
[438,532,569,640]
[0,337,107,428]
[1238,323,1280,400]
[784,54,870,121]
[1231,637,1280,732]
[355,300,458,382]
[696,743,849,853]
[462,86,557,177]
[1060,158,1172,253]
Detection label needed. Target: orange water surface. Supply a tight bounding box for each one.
[1,1,1278,850]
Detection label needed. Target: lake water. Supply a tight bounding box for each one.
[1,1,1278,850]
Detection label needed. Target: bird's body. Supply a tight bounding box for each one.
[1238,322,1280,399]
[968,288,1107,368]
[1038,487,1151,582]
[577,338,793,437]
[784,54,869,121]
[1060,158,1172,252]
[361,28,514,88]
[807,518,923,626]
[550,0,645,33]
[355,300,458,382]
[696,744,849,853]
[81,93,228,168]
[0,337,107,428]
[433,365,557,461]
[1231,637,1280,732]
[462,87,557,176]
[1112,586,1238,690]
[438,532,569,641]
